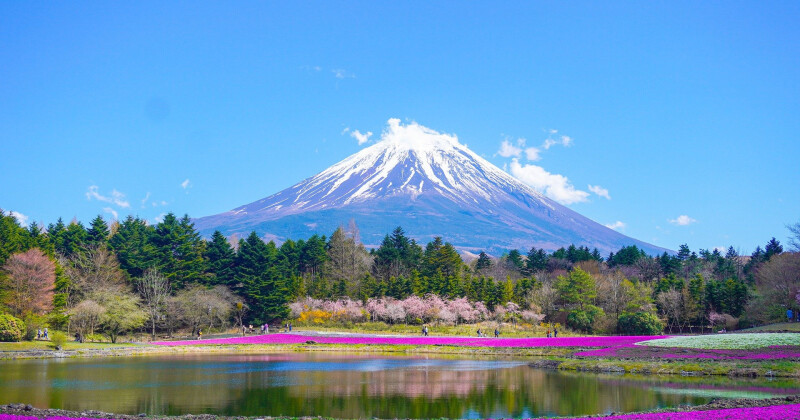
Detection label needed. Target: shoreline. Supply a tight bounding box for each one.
[3,396,800,420]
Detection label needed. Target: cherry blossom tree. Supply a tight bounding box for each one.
[2,248,55,317]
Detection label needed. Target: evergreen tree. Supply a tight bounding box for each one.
[506,249,524,271]
[236,232,289,323]
[524,247,548,275]
[205,231,236,287]
[764,237,783,261]
[60,221,88,257]
[421,237,462,279]
[475,251,492,271]
[151,213,206,289]
[87,215,110,246]
[555,267,596,309]
[373,227,422,281]
[109,216,157,278]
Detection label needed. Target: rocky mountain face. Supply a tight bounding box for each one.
[194,119,669,255]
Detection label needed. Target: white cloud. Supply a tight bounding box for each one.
[181,179,191,189]
[509,159,590,204]
[86,185,130,208]
[605,221,626,231]
[154,212,167,224]
[141,192,151,208]
[524,147,541,161]
[588,184,611,200]
[350,129,372,145]
[103,207,118,220]
[497,139,522,158]
[669,215,697,226]
[332,68,355,79]
[10,211,28,227]
[543,135,573,150]
[341,127,350,135]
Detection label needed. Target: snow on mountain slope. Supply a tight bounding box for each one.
[194,119,670,255]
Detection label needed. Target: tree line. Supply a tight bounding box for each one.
[1,209,799,340]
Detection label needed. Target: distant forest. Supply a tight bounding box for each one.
[1,210,799,341]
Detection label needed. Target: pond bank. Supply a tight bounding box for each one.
[3,396,800,420]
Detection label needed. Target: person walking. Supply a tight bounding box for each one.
[289,323,292,332]
[44,328,49,339]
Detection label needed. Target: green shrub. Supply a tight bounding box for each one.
[50,331,67,350]
[23,314,47,341]
[566,305,604,333]
[0,313,26,342]
[617,311,664,335]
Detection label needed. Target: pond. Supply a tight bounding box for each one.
[1,353,798,419]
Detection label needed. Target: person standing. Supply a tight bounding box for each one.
[44,328,49,339]
[554,327,558,338]
[494,328,499,338]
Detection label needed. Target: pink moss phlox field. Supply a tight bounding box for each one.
[574,343,800,360]
[5,405,800,420]
[151,333,666,348]
[560,404,800,419]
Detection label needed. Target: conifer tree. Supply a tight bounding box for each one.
[205,231,236,287]
[87,215,110,247]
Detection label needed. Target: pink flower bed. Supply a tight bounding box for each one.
[574,343,800,360]
[4,405,800,420]
[151,333,666,348]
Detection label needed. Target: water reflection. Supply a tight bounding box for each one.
[0,353,798,418]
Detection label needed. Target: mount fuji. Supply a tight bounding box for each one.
[194,119,669,256]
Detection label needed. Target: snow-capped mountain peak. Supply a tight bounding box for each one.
[194,119,669,255]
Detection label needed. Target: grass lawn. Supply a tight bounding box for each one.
[0,340,140,351]
[640,333,800,350]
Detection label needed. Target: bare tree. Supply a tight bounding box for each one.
[137,268,172,340]
[527,277,560,321]
[233,301,249,335]
[68,299,106,342]
[788,221,800,252]
[65,245,127,306]
[175,285,235,336]
[656,289,683,333]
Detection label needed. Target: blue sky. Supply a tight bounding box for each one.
[1,2,798,254]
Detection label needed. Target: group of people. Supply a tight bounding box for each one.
[36,328,49,340]
[546,327,558,338]
[475,328,500,337]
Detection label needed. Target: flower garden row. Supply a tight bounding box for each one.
[4,404,800,420]
[152,333,665,348]
[153,332,800,360]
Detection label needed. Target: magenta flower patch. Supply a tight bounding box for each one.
[151,333,666,348]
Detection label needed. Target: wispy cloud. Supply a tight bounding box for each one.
[10,211,28,227]
[669,215,697,226]
[181,179,191,189]
[605,221,626,231]
[350,129,372,145]
[141,192,151,208]
[331,68,356,79]
[588,184,611,200]
[509,159,590,204]
[103,207,118,220]
[543,135,572,150]
[86,185,130,208]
